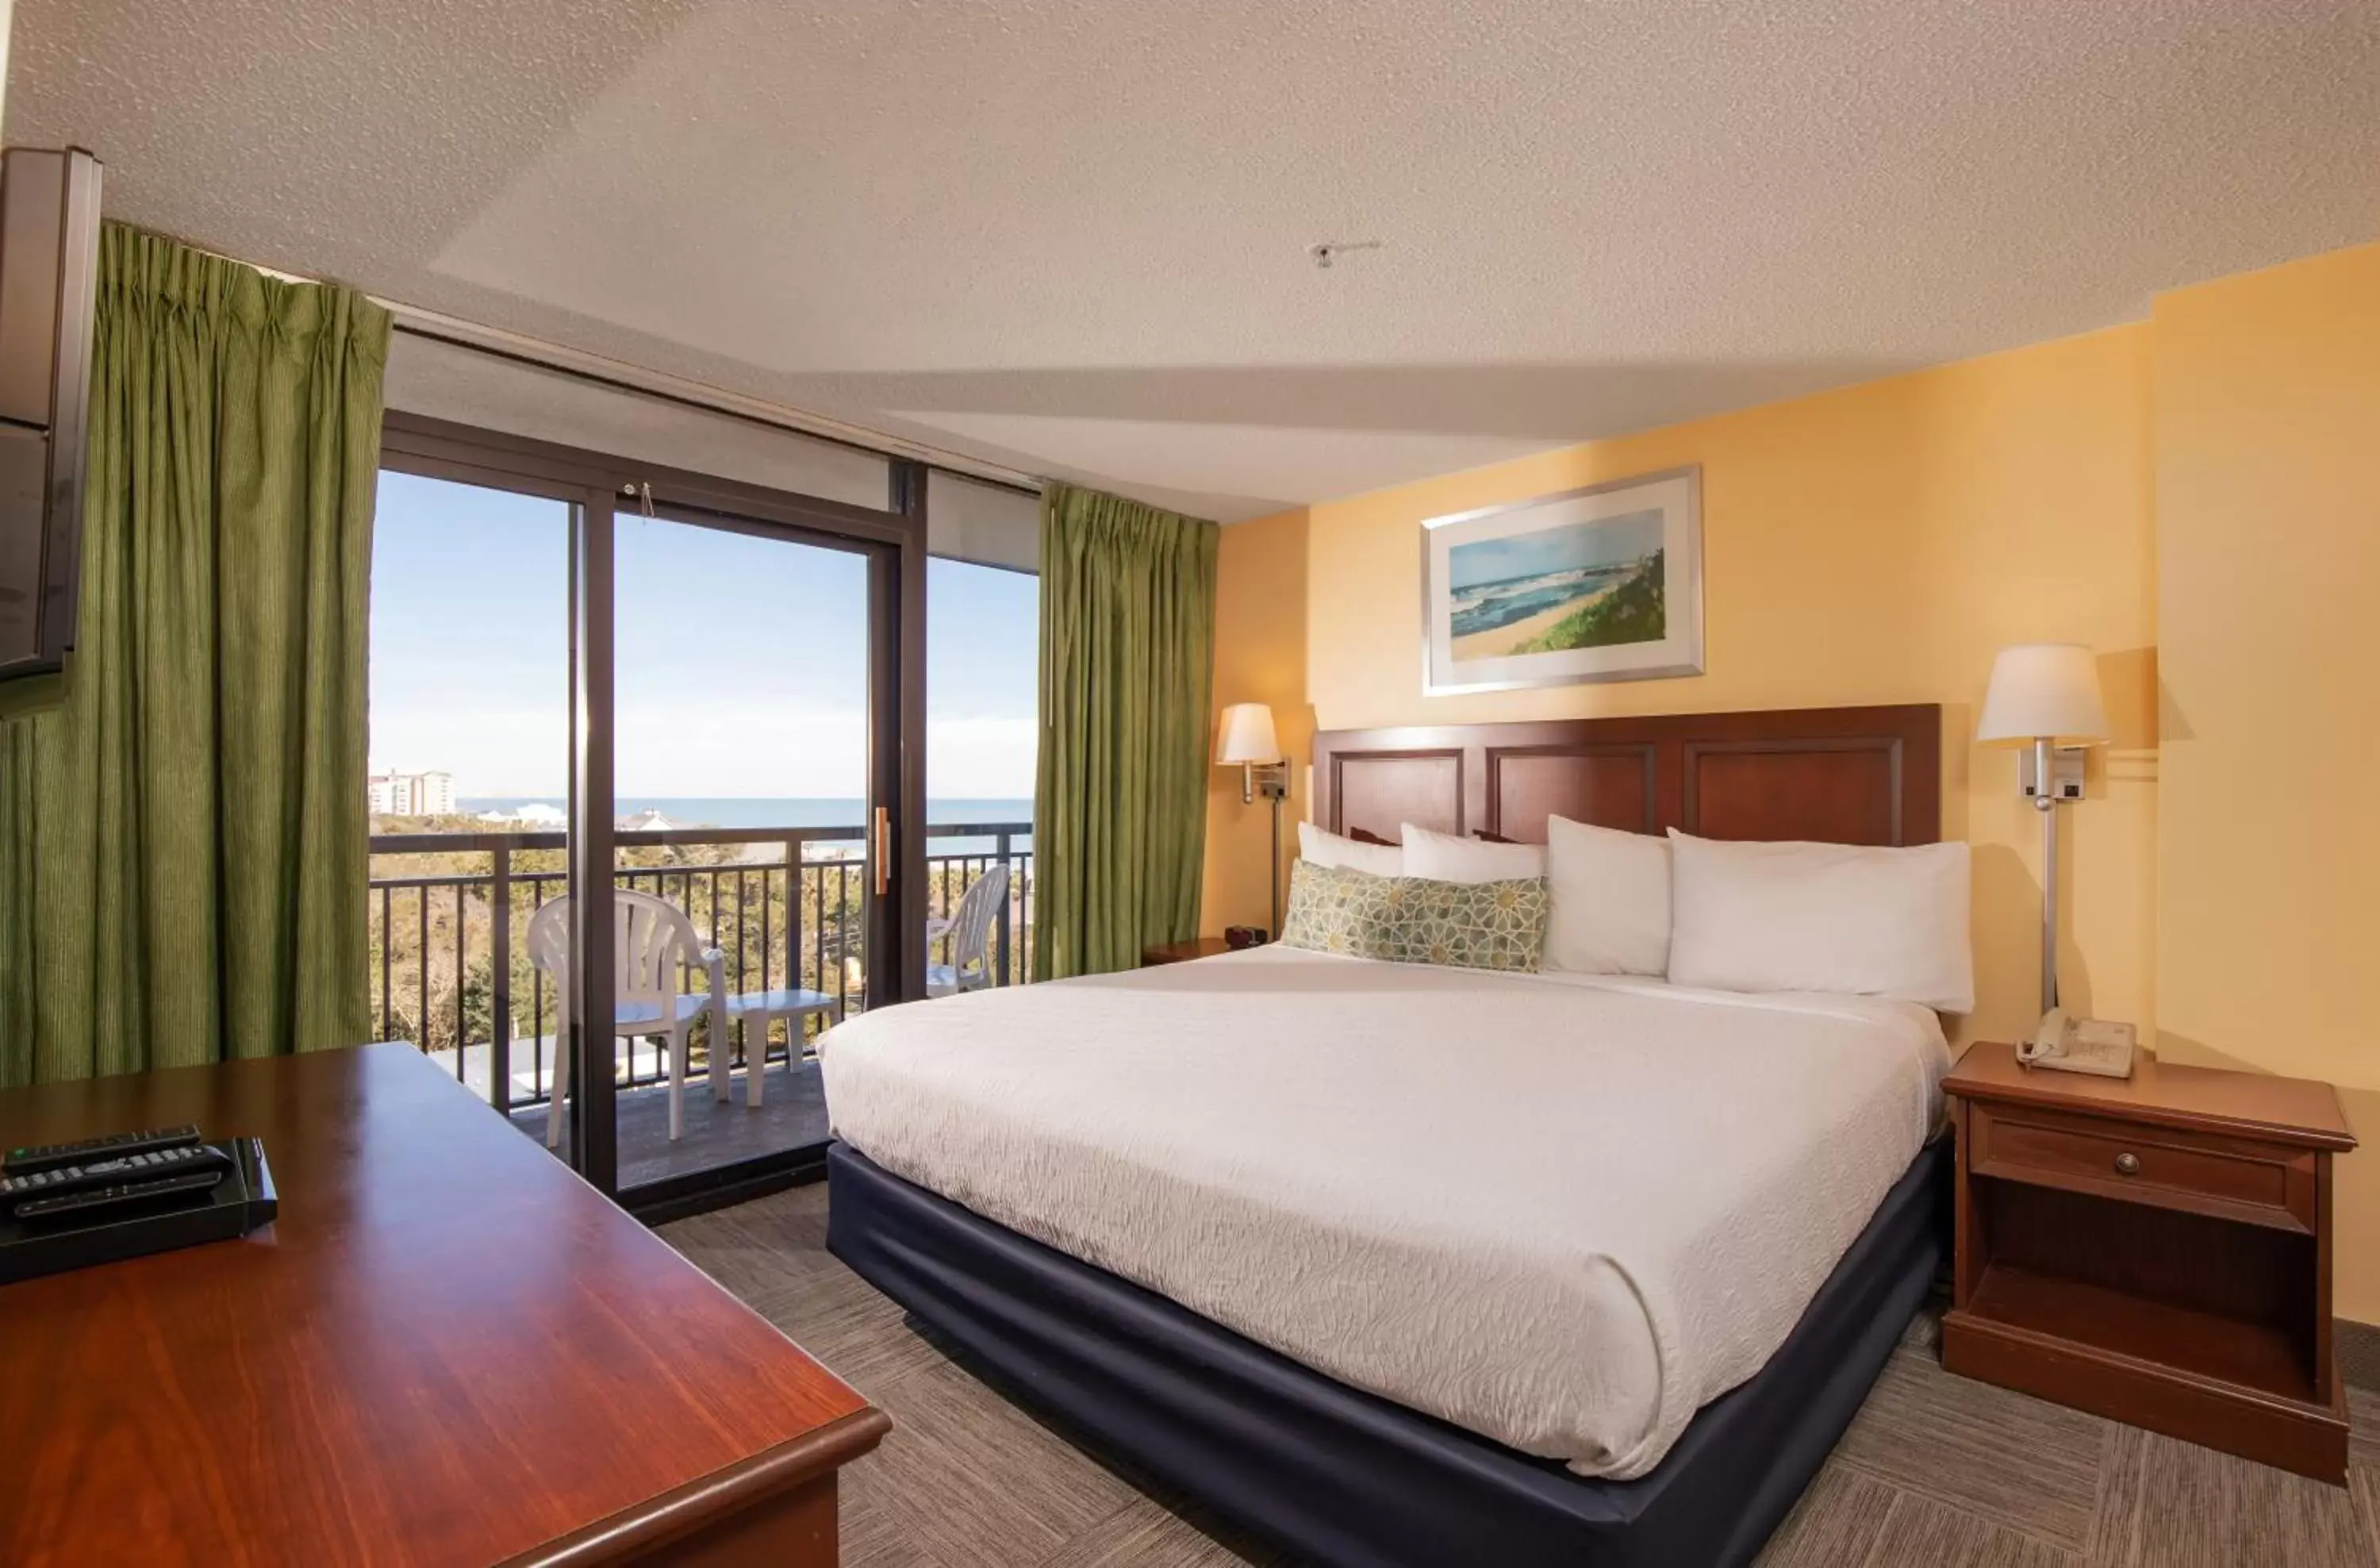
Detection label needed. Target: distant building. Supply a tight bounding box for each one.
[368,770,455,817]
[483,801,567,827]
[618,808,678,833]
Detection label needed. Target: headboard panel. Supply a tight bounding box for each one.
[1312,704,1940,847]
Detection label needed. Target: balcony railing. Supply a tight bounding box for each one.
[366,821,1033,1113]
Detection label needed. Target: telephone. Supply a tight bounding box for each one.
[2017,1009,2138,1078]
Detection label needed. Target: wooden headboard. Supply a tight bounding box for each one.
[1311,704,1941,847]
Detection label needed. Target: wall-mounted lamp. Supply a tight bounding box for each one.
[1977,644,2110,1019]
[1215,702,1289,937]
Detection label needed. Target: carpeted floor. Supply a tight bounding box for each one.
[662,1182,2380,1567]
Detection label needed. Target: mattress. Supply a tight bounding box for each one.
[818,945,1948,1478]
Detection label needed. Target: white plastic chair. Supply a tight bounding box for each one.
[925,863,1011,998]
[527,890,728,1145]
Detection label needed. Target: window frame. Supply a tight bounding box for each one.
[377,410,931,1206]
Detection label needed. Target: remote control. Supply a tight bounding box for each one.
[11,1167,228,1223]
[0,1143,232,1212]
[4,1124,202,1177]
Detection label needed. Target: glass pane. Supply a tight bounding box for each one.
[610,512,869,1188]
[924,557,1038,991]
[366,471,574,1129]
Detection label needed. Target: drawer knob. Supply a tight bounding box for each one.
[2113,1151,2141,1176]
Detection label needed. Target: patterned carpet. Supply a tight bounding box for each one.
[662,1182,2380,1567]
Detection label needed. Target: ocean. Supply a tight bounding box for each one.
[460,797,1034,856]
[1449,564,1633,639]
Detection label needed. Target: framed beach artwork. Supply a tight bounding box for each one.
[1420,466,1702,694]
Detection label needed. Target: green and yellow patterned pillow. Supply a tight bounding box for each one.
[1279,859,1547,973]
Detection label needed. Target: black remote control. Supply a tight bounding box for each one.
[4,1124,202,1177]
[0,1143,233,1213]
[12,1167,228,1223]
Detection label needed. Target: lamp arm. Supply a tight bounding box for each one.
[1270,790,1284,939]
[2035,737,2058,1016]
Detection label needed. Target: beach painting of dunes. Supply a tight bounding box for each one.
[1422,467,1703,694]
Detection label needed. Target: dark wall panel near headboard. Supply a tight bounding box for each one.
[1313,705,1940,847]
[1335,750,1464,840]
[1684,741,1907,845]
[1489,746,1656,842]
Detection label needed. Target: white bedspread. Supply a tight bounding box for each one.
[819,945,1947,1478]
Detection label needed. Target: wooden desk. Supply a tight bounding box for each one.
[1941,1041,2354,1482]
[0,1043,889,1566]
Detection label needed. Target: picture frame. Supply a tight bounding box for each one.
[1420,465,1703,694]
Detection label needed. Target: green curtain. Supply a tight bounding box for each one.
[1032,482,1218,980]
[0,225,390,1086]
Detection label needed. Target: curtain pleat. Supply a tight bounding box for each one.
[1031,484,1218,981]
[0,225,390,1086]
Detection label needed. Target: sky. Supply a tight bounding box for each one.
[367,471,1038,798]
[1447,508,1663,590]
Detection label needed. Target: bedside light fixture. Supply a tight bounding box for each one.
[1977,644,2110,1016]
[1215,702,1288,937]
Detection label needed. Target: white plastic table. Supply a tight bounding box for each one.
[719,989,842,1107]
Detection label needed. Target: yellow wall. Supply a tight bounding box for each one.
[2153,240,2380,1321]
[1200,507,1311,933]
[1202,236,2380,1318]
[1207,326,2162,1054]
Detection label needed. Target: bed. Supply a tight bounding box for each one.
[826,703,1952,1567]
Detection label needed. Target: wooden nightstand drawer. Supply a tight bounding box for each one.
[1142,936,1239,966]
[1971,1102,2316,1232]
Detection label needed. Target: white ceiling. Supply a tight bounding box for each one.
[10,1,2378,522]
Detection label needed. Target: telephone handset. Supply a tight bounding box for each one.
[2017,1009,2139,1078]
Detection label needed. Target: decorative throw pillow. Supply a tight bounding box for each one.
[1374,874,1549,972]
[1280,859,1395,958]
[1280,859,1548,973]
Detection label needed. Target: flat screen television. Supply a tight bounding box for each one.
[0,145,100,682]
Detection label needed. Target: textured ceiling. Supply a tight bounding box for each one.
[10,1,2378,521]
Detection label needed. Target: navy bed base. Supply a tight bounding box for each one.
[827,1139,1949,1568]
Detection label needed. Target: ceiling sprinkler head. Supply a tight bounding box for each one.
[1310,239,1381,270]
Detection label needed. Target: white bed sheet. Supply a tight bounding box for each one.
[819,945,1948,1478]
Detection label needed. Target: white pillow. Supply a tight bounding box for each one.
[1543,816,1672,976]
[1665,830,1974,1013]
[1298,821,1403,878]
[1401,822,1548,884]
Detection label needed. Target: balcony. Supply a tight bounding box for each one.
[367,819,1032,1189]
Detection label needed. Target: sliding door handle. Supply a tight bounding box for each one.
[873,806,892,896]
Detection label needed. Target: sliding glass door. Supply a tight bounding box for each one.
[366,472,577,1124]
[606,503,892,1190]
[374,415,927,1208]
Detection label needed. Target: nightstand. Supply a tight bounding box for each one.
[1941,1041,2356,1482]
[1142,936,1238,966]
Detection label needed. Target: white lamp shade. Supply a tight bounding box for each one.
[1215,702,1280,765]
[1976,644,2111,746]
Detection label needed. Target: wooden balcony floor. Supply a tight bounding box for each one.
[508,1056,831,1189]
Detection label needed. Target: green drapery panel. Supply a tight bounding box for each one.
[0,225,390,1086]
[1032,483,1219,981]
